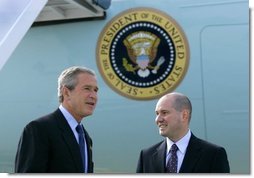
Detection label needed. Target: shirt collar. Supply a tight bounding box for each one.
[166,129,191,155]
[59,104,79,131]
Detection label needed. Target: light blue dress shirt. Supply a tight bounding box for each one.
[166,129,191,173]
[59,105,88,173]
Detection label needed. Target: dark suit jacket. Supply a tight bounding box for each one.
[15,109,93,173]
[136,133,230,173]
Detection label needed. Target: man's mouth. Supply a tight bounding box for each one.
[158,124,167,129]
[86,102,95,106]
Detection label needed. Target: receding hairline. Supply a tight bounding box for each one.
[160,92,192,114]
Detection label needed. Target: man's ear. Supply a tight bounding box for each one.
[182,109,190,122]
[62,86,70,100]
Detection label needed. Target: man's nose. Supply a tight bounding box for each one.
[155,115,163,122]
[89,90,97,99]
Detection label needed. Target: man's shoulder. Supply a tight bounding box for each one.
[191,133,226,150]
[25,109,62,128]
[142,140,165,153]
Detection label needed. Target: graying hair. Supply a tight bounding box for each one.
[57,66,96,103]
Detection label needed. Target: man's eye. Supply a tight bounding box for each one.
[162,111,169,115]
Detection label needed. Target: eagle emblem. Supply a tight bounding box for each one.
[123,31,165,78]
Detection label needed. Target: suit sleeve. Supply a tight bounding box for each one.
[136,150,144,173]
[212,147,230,173]
[15,122,49,173]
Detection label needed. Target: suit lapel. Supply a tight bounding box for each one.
[54,109,83,172]
[179,134,202,173]
[152,140,167,173]
[82,125,93,173]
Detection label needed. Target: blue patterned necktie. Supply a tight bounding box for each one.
[76,124,86,172]
[166,144,178,173]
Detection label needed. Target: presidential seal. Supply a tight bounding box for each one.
[96,7,189,100]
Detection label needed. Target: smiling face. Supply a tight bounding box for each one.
[62,72,98,122]
[155,93,189,142]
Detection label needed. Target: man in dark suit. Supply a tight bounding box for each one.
[136,92,230,173]
[15,66,99,173]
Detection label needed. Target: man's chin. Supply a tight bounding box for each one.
[83,111,93,117]
[159,131,167,137]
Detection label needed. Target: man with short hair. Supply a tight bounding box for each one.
[136,92,230,173]
[15,66,99,173]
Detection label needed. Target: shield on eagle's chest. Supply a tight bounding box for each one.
[137,54,149,69]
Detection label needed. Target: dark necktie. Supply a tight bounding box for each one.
[76,124,86,172]
[166,144,178,173]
